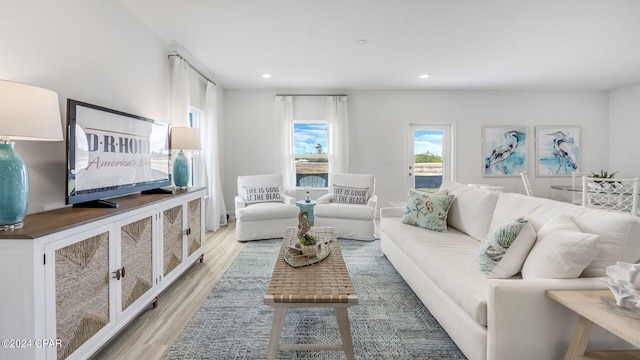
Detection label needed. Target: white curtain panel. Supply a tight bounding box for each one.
[200,82,227,231]
[169,56,190,127]
[327,96,350,175]
[276,96,296,195]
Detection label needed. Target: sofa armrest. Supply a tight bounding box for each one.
[487,277,615,360]
[317,193,332,204]
[380,206,404,218]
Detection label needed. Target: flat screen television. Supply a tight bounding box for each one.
[66,99,172,207]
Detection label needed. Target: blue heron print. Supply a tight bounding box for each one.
[484,129,527,176]
[548,131,578,174]
[536,127,581,176]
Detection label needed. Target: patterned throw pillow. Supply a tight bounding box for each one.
[331,185,369,204]
[242,185,282,205]
[477,217,537,278]
[401,190,454,233]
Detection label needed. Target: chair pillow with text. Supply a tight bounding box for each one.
[242,185,282,205]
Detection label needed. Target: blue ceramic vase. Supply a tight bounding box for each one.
[0,142,29,228]
[173,150,189,187]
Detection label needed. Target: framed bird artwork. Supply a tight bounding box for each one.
[482,125,528,177]
[535,126,581,177]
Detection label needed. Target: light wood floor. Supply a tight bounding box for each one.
[92,219,244,360]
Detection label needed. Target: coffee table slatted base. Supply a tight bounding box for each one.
[264,229,358,360]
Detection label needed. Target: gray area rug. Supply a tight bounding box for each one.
[165,239,466,359]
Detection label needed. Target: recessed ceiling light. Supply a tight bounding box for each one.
[356,39,368,45]
[419,74,430,79]
[262,73,272,79]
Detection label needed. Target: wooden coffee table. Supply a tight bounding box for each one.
[263,227,358,360]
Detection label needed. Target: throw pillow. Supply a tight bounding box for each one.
[401,190,454,233]
[242,185,282,205]
[477,218,537,278]
[331,185,369,204]
[521,214,601,279]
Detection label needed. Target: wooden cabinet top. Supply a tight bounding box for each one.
[0,187,205,240]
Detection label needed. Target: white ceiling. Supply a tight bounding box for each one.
[117,0,640,91]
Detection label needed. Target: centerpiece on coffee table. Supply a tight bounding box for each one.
[283,213,332,267]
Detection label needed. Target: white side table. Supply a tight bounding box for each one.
[296,200,317,226]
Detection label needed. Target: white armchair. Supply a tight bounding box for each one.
[314,173,377,240]
[234,174,299,241]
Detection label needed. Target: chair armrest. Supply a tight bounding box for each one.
[234,195,246,210]
[282,194,296,205]
[317,193,332,204]
[367,194,378,209]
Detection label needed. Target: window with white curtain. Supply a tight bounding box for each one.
[188,107,202,187]
[293,121,329,188]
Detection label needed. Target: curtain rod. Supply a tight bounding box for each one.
[168,51,217,86]
[276,94,347,97]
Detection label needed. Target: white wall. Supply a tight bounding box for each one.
[1,0,172,213]
[223,90,610,211]
[609,83,640,177]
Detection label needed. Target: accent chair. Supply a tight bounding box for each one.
[314,173,377,240]
[235,174,299,241]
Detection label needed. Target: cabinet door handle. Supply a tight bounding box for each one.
[112,269,122,280]
[111,267,126,280]
[184,228,191,236]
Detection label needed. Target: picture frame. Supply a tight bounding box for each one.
[535,126,581,177]
[482,125,528,177]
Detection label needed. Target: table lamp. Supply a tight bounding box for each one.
[171,126,201,188]
[0,80,63,230]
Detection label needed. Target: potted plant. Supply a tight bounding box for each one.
[590,170,618,191]
[297,233,318,257]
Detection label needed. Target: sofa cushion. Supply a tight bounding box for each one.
[492,192,640,277]
[401,190,454,233]
[477,217,536,278]
[441,181,500,241]
[381,217,489,326]
[521,214,600,279]
[236,202,299,221]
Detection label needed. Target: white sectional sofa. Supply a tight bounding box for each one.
[380,181,640,360]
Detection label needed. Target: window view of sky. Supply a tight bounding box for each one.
[294,123,328,155]
[415,130,443,155]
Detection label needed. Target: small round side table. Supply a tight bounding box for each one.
[296,200,317,226]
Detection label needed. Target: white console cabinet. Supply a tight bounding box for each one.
[0,188,205,360]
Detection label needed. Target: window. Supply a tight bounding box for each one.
[187,107,202,186]
[293,122,329,188]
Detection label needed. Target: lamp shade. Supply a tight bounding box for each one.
[0,80,63,141]
[171,126,201,151]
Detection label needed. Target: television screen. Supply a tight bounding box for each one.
[66,99,171,206]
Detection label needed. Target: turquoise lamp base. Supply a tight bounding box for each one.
[173,150,189,188]
[0,142,29,230]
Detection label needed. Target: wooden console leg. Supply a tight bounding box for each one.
[564,315,595,360]
[266,307,288,360]
[335,307,355,360]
